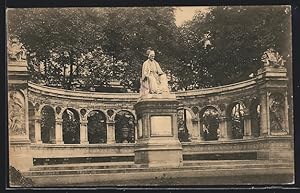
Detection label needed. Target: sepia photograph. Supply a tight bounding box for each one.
[6,5,294,188]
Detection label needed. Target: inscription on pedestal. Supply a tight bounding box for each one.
[151,116,172,136]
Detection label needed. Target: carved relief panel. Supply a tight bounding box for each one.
[269,93,286,133]
[8,91,26,136]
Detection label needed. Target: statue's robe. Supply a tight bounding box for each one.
[140,59,168,95]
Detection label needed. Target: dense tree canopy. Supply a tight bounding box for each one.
[7,6,291,92]
[8,8,108,89]
[178,6,291,88]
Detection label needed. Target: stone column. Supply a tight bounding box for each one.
[53,118,64,144]
[34,116,42,144]
[243,114,252,139]
[218,117,231,141]
[80,120,89,144]
[106,120,116,144]
[259,93,269,137]
[190,118,200,141]
[197,118,205,142]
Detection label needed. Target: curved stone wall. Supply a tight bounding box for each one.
[27,65,291,146]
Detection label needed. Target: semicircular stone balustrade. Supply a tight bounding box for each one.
[27,65,290,146]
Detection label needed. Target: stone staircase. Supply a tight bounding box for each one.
[23,159,294,186]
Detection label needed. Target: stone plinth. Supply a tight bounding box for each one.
[256,136,293,161]
[134,94,183,168]
[8,60,29,86]
[9,143,32,172]
[257,66,287,80]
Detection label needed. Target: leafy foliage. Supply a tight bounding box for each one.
[7,6,291,91]
[178,6,291,88]
[202,108,220,141]
[62,109,80,144]
[99,7,179,91]
[8,8,108,89]
[87,111,107,143]
[230,103,245,139]
[40,106,55,143]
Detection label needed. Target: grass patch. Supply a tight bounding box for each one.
[9,166,34,187]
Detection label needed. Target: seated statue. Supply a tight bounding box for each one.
[140,49,169,96]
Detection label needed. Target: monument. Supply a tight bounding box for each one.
[134,50,183,168]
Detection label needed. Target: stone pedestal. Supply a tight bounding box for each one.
[9,143,33,172]
[134,94,183,168]
[256,66,289,137]
[8,59,33,172]
[257,136,293,161]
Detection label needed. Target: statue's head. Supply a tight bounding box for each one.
[146,49,155,61]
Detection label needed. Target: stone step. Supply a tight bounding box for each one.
[183,151,258,160]
[33,154,134,166]
[30,162,135,171]
[24,161,292,177]
[32,151,262,166]
[28,167,294,186]
[30,159,291,171]
[183,159,291,166]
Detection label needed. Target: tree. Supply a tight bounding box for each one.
[7,6,291,92]
[7,8,108,89]
[7,7,181,92]
[100,7,180,91]
[178,6,291,89]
